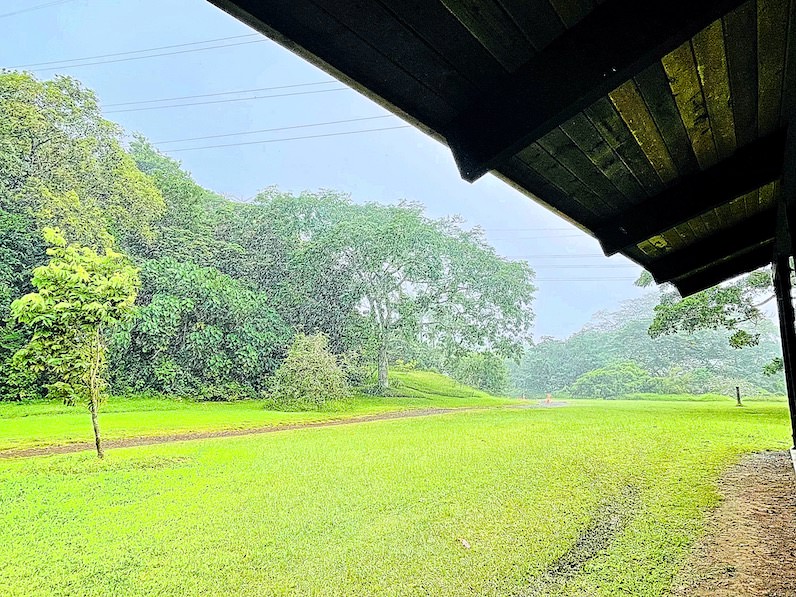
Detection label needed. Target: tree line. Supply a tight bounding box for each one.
[0,72,536,414]
[510,293,784,399]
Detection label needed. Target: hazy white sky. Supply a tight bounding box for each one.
[3,0,648,338]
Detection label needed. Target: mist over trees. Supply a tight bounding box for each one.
[510,293,784,398]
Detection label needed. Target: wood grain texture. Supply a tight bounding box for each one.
[538,127,630,210]
[516,143,614,217]
[609,80,679,184]
[439,0,535,71]
[314,0,479,102]
[662,40,719,169]
[377,0,509,86]
[635,62,700,175]
[585,98,664,195]
[496,0,566,51]
[723,1,758,146]
[692,19,737,160]
[758,0,789,134]
[560,112,647,201]
[497,157,604,226]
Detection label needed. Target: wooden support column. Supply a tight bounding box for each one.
[773,252,796,449]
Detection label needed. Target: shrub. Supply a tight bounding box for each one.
[449,352,508,395]
[268,333,350,410]
[568,361,651,399]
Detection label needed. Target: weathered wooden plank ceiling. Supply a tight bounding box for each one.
[208,0,796,296]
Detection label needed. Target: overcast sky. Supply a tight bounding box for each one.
[2,0,649,338]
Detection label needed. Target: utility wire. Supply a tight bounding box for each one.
[10,33,260,68]
[155,115,394,144]
[106,80,337,108]
[0,0,77,19]
[499,254,619,258]
[105,87,349,114]
[164,125,412,152]
[20,38,266,72]
[481,227,575,232]
[530,264,638,269]
[535,278,637,282]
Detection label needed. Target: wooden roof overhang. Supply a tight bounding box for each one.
[208,0,796,297]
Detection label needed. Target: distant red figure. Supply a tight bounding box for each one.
[545,393,552,405]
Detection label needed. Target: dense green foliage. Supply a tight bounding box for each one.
[511,294,784,398]
[110,258,289,399]
[448,351,509,395]
[0,71,534,407]
[637,269,774,349]
[9,228,139,456]
[0,400,789,595]
[268,333,350,410]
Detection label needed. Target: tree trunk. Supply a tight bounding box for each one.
[89,328,104,459]
[378,338,389,390]
[736,386,743,407]
[89,396,104,459]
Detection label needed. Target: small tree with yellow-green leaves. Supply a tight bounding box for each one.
[11,228,139,458]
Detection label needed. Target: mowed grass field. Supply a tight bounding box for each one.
[0,370,509,452]
[0,386,790,596]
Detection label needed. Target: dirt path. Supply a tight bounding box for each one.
[671,451,796,597]
[0,406,476,460]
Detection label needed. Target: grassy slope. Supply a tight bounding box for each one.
[0,370,512,451]
[0,400,789,596]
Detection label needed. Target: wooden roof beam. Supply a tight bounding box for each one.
[443,0,748,182]
[598,129,786,256]
[647,208,776,283]
[672,242,774,297]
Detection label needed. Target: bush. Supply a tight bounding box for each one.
[268,333,350,410]
[568,361,651,399]
[449,352,508,395]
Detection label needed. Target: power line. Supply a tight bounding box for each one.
[0,0,77,19]
[535,278,637,282]
[105,87,349,114]
[490,233,586,240]
[481,227,575,232]
[155,115,394,144]
[20,38,266,72]
[106,81,337,108]
[529,264,639,269]
[164,125,412,152]
[501,254,618,258]
[11,33,260,68]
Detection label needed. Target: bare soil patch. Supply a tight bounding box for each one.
[671,450,796,597]
[0,407,473,460]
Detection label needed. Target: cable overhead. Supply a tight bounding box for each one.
[21,39,266,72]
[105,81,337,108]
[155,115,394,144]
[0,0,77,19]
[105,87,349,114]
[529,264,639,269]
[534,278,637,282]
[11,33,260,68]
[164,125,412,152]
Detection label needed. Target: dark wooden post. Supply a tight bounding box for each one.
[772,255,796,449]
[735,386,742,407]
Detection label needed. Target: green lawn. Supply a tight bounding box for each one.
[0,398,790,596]
[0,370,511,452]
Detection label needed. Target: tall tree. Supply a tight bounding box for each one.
[304,202,535,388]
[0,72,164,251]
[11,228,139,457]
